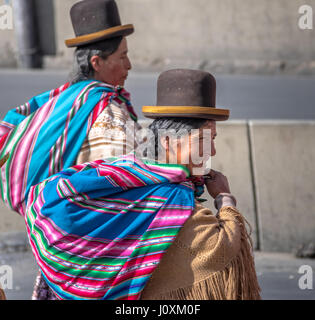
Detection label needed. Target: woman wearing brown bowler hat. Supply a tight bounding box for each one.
[29,0,143,300]
[140,69,261,300]
[16,69,261,300]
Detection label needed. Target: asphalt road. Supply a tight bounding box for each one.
[1,69,315,120]
[1,250,314,300]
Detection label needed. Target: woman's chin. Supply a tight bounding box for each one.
[189,163,210,176]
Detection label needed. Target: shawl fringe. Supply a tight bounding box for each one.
[0,288,6,300]
[152,210,261,300]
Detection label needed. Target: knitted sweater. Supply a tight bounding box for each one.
[140,202,261,300]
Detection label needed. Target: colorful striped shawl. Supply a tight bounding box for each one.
[0,80,137,216]
[25,154,195,300]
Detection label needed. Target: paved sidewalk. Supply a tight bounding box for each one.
[1,250,314,300]
[254,252,315,300]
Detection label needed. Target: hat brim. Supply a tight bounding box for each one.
[65,24,134,48]
[142,106,230,121]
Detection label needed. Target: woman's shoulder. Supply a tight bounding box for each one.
[194,200,216,216]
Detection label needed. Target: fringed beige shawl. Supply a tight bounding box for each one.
[0,288,6,300]
[140,202,261,300]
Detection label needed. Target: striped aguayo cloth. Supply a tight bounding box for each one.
[0,80,137,216]
[25,155,195,300]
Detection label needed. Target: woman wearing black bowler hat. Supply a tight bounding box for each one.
[68,0,142,165]
[27,0,143,300]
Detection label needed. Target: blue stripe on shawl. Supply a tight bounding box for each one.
[103,277,150,300]
[9,80,115,203]
[41,171,192,239]
[3,90,52,126]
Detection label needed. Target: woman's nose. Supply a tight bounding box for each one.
[126,56,132,70]
[211,143,216,157]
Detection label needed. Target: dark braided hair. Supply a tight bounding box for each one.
[144,117,209,160]
[69,36,123,85]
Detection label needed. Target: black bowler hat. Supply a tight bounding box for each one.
[142,69,230,121]
[65,0,134,48]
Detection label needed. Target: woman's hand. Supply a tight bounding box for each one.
[204,169,231,199]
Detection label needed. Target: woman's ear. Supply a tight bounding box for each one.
[90,55,101,73]
[159,135,171,162]
[159,135,169,153]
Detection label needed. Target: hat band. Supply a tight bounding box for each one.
[142,106,229,116]
[65,24,134,47]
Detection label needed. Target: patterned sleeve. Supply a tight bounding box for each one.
[76,100,142,164]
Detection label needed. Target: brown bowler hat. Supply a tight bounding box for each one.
[65,0,134,48]
[142,69,230,121]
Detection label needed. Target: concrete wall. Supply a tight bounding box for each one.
[1,120,314,253]
[0,201,24,233]
[0,15,16,68]
[249,121,315,252]
[189,121,259,250]
[1,0,315,73]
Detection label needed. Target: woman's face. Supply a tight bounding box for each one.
[91,37,132,87]
[162,120,217,176]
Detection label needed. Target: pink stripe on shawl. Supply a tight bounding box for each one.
[9,98,56,215]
